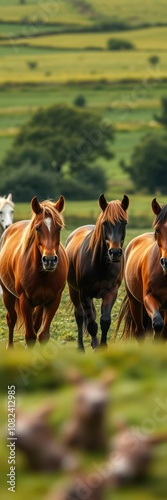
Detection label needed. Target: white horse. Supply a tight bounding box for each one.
[0,193,14,235]
[0,193,14,297]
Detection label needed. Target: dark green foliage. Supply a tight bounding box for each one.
[0,104,114,201]
[155,97,167,126]
[74,95,86,107]
[149,55,160,66]
[107,38,134,50]
[27,61,38,70]
[120,133,167,194]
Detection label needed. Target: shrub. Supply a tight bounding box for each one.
[107,38,134,51]
[74,95,86,107]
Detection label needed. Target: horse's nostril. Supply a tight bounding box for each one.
[109,248,122,258]
[42,255,58,267]
[161,257,167,267]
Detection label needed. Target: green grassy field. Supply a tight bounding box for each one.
[0,0,92,25]
[89,0,167,27]
[0,3,167,499]
[3,26,167,51]
[0,49,165,84]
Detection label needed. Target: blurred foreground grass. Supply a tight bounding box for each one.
[0,343,167,499]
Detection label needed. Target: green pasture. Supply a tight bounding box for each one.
[89,0,167,27]
[0,0,92,25]
[0,22,65,37]
[0,48,165,84]
[6,26,167,51]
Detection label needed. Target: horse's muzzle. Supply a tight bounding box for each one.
[160,257,167,274]
[108,247,122,262]
[42,255,58,271]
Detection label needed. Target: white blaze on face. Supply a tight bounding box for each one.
[0,203,14,229]
[44,217,52,232]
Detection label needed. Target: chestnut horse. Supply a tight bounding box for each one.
[65,194,129,350]
[0,196,68,347]
[116,198,167,341]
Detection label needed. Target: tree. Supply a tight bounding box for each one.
[154,97,167,127]
[107,38,134,50]
[120,133,167,194]
[0,104,114,201]
[74,95,86,107]
[148,55,160,67]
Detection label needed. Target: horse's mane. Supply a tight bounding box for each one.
[88,200,128,262]
[153,204,167,228]
[0,196,14,210]
[19,200,64,255]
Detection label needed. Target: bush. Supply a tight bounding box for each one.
[73,95,86,107]
[27,61,38,70]
[107,38,134,51]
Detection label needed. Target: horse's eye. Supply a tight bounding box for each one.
[35,226,40,232]
[155,228,160,234]
[57,227,61,232]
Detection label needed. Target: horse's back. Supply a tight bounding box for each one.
[0,220,29,248]
[125,232,154,261]
[66,225,94,257]
[66,224,94,245]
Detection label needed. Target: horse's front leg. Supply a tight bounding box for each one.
[80,293,98,349]
[100,287,118,346]
[2,287,17,348]
[38,295,61,343]
[144,293,164,339]
[161,310,167,340]
[19,294,37,346]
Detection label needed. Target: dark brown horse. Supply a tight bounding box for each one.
[116,198,167,341]
[65,194,129,350]
[0,196,68,347]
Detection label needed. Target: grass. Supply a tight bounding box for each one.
[4,26,167,51]
[0,1,92,25]
[0,342,167,499]
[0,48,165,84]
[89,0,167,27]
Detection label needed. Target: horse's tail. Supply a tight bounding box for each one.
[114,293,135,340]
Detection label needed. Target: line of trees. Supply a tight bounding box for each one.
[120,97,167,194]
[0,104,114,201]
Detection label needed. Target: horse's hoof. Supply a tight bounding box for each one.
[25,337,36,347]
[91,337,99,350]
[38,334,50,344]
[77,345,85,352]
[152,313,164,332]
[99,342,108,349]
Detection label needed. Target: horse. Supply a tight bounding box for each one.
[0,195,68,347]
[115,198,167,342]
[0,193,14,236]
[65,193,129,350]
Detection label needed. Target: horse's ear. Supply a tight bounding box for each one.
[31,196,42,215]
[152,198,161,215]
[99,193,108,211]
[121,195,129,212]
[7,193,12,202]
[54,195,65,213]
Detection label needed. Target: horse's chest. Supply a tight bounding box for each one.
[22,274,56,306]
[85,270,119,298]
